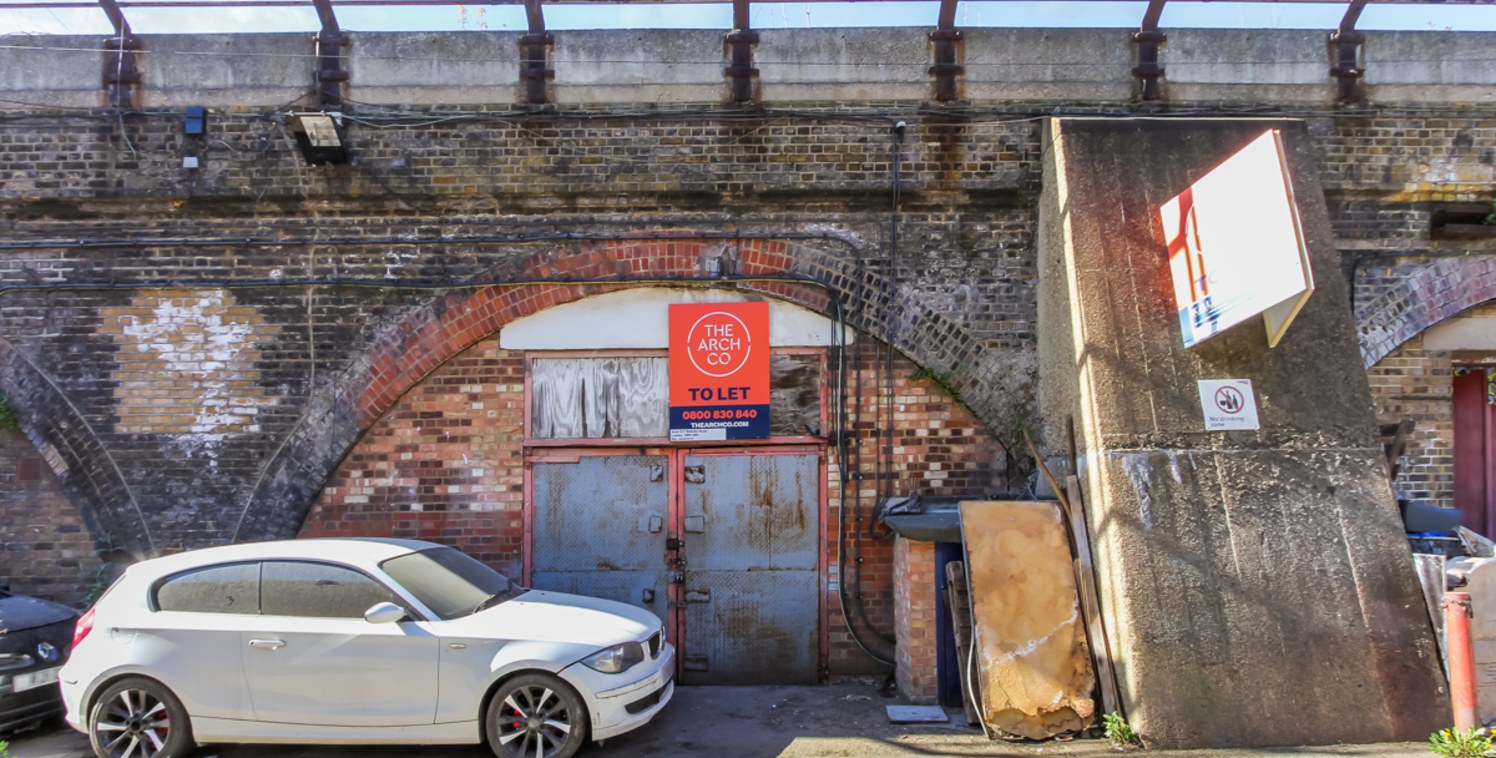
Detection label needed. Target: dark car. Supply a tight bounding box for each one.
[0,588,78,734]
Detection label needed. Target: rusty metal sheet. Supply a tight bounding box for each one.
[960,500,1095,740]
[531,455,670,624]
[682,453,819,684]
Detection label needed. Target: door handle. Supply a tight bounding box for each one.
[248,638,286,650]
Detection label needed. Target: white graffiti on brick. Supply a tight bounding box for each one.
[101,290,275,438]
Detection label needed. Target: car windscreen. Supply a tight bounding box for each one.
[380,546,522,621]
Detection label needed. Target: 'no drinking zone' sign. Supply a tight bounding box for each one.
[668,302,770,442]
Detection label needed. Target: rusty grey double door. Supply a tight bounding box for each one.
[530,449,820,684]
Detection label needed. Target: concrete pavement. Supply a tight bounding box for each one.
[4,683,1442,758]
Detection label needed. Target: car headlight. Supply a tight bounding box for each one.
[580,643,645,674]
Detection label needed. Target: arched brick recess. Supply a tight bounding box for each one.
[0,338,151,560]
[0,427,106,606]
[300,327,1007,676]
[1358,255,1496,367]
[232,236,910,541]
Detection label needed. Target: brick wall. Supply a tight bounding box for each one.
[301,336,527,578]
[894,537,939,702]
[0,428,104,607]
[1368,301,1496,511]
[2,102,1492,559]
[826,344,1005,675]
[1368,336,1455,508]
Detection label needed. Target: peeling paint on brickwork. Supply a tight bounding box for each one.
[99,289,276,439]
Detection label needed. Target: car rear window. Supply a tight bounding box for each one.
[155,563,259,614]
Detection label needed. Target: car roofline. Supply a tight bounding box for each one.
[123,537,443,579]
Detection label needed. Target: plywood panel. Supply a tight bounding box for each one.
[960,500,1095,740]
[530,357,668,439]
[769,353,821,437]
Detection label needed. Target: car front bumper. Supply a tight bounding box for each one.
[564,641,676,741]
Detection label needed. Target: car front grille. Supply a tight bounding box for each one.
[646,631,662,658]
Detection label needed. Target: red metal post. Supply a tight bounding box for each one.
[1445,592,1480,731]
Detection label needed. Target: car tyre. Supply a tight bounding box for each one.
[88,677,195,758]
[485,673,589,758]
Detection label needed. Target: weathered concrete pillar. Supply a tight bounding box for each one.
[1037,117,1448,748]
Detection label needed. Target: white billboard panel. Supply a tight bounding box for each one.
[1160,129,1314,349]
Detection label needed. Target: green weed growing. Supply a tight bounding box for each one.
[1429,727,1492,758]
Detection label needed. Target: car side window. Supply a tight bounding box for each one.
[155,563,259,614]
[260,561,398,619]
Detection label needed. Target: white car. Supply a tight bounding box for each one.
[59,538,674,758]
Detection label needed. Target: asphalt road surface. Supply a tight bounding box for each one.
[3,684,1441,758]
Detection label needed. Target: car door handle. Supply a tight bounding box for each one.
[248,638,286,650]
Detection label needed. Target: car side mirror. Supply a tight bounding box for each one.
[364,602,407,624]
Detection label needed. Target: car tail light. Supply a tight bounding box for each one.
[72,607,96,649]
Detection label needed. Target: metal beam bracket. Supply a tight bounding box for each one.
[724,29,760,103]
[98,0,138,108]
[1330,0,1369,105]
[101,33,141,108]
[928,29,964,103]
[1329,30,1365,104]
[314,30,349,107]
[520,0,553,105]
[1131,29,1167,101]
[312,0,347,107]
[519,32,555,105]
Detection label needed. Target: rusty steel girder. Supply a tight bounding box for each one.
[521,0,554,105]
[98,0,139,108]
[725,0,759,103]
[1330,0,1369,105]
[928,0,962,103]
[1131,0,1167,101]
[311,0,348,107]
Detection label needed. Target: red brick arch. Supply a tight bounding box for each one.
[232,236,834,541]
[1359,256,1496,367]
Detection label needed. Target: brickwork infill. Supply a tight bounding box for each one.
[894,537,939,702]
[1368,301,1496,511]
[301,336,527,579]
[0,428,103,607]
[301,323,1003,675]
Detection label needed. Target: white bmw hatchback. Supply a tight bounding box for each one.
[59,538,674,758]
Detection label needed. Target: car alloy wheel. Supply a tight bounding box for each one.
[88,677,195,758]
[486,673,588,758]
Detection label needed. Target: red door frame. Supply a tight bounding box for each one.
[1454,370,1496,536]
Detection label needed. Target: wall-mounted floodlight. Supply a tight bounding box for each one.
[288,111,348,165]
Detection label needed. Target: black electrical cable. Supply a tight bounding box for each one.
[875,120,906,543]
[828,212,896,665]
[0,230,865,254]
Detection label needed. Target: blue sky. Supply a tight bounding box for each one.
[0,1,1492,34]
